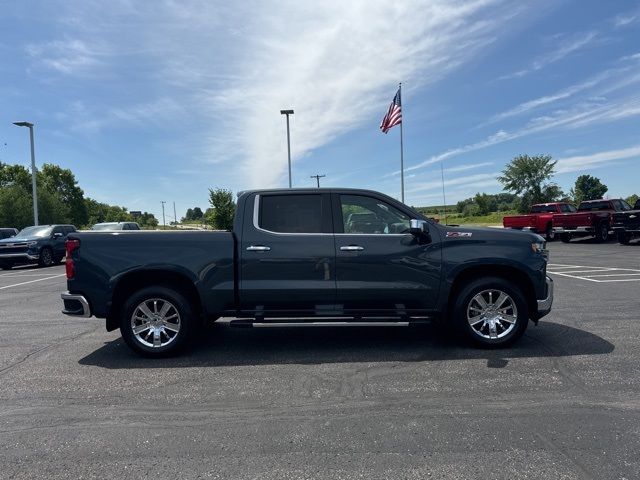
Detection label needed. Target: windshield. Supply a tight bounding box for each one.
[530,205,557,213]
[578,201,610,211]
[92,223,120,230]
[15,226,53,238]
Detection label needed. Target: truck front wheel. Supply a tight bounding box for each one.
[545,223,555,242]
[617,231,631,245]
[120,286,197,357]
[452,277,528,348]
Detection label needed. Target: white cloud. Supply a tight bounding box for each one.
[399,94,640,177]
[407,172,501,194]
[204,0,524,188]
[613,13,638,28]
[555,145,640,174]
[500,31,597,80]
[26,39,104,74]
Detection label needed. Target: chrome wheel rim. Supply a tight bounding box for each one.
[130,298,181,348]
[41,249,52,265]
[467,289,518,340]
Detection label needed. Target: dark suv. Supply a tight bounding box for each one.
[0,228,18,239]
[0,224,77,269]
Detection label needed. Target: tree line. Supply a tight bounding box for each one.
[455,155,637,216]
[0,161,158,230]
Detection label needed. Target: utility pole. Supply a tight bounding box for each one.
[173,201,177,225]
[280,109,294,187]
[13,121,38,225]
[310,174,326,188]
[161,201,166,229]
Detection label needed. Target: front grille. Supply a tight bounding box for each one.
[0,243,29,255]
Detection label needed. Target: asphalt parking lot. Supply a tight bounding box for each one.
[1,239,639,479]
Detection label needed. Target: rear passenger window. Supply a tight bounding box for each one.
[259,195,324,233]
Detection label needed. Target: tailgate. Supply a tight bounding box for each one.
[555,212,592,228]
[503,215,535,228]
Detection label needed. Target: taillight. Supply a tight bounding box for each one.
[65,239,80,279]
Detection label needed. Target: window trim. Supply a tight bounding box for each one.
[252,194,333,236]
[333,192,415,237]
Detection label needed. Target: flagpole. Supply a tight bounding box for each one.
[440,160,448,225]
[399,82,405,203]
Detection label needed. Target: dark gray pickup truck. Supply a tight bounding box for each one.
[61,188,553,356]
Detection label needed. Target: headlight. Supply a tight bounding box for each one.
[531,242,544,253]
[531,241,548,259]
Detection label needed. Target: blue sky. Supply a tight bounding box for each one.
[1,0,639,220]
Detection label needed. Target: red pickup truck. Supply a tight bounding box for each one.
[553,199,633,243]
[503,202,576,241]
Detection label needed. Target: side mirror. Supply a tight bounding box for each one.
[410,219,431,242]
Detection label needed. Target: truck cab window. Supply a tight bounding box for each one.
[259,194,324,233]
[340,195,410,234]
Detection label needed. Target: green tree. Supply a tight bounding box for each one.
[0,184,33,229]
[192,207,203,220]
[626,194,639,207]
[39,164,87,225]
[570,175,608,204]
[474,193,498,216]
[498,154,563,213]
[207,188,236,230]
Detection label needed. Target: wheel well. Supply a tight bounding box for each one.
[447,265,537,318]
[106,270,202,331]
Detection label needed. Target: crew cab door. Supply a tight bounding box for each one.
[332,193,442,315]
[239,192,336,315]
[50,226,67,258]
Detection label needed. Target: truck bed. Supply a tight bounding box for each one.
[67,230,236,319]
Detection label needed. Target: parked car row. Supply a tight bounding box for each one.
[503,198,640,245]
[0,222,141,269]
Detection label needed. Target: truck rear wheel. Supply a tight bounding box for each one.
[595,223,609,243]
[560,233,572,243]
[452,277,528,348]
[120,286,197,357]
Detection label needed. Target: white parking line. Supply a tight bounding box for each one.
[0,274,66,290]
[0,272,64,278]
[0,269,64,277]
[548,263,640,283]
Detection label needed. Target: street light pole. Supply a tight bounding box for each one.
[310,174,326,188]
[161,201,166,229]
[173,201,177,225]
[280,109,294,188]
[13,121,38,225]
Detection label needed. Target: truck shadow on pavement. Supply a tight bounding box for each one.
[79,320,614,370]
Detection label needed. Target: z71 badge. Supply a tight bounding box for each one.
[446,231,473,238]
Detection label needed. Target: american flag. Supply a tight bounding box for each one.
[380,88,402,134]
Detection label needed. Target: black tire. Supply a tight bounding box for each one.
[617,231,631,245]
[38,247,53,267]
[545,223,555,242]
[452,276,529,348]
[120,286,197,357]
[0,261,13,270]
[594,223,609,243]
[560,233,572,243]
[54,255,65,264]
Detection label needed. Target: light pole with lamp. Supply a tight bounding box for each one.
[13,121,39,226]
[280,109,294,188]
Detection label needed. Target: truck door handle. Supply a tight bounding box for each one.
[246,245,271,252]
[340,245,364,251]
